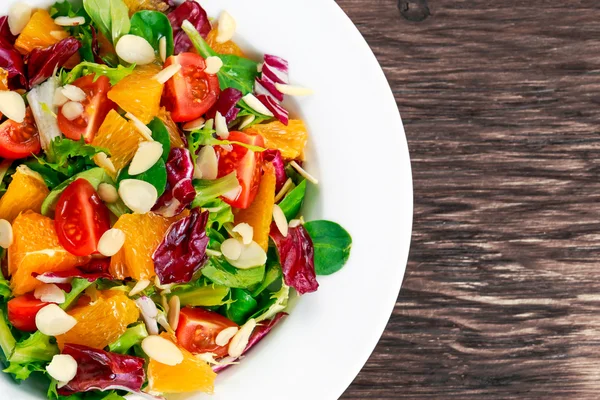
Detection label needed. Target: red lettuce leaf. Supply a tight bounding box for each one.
[206,87,243,123]
[26,37,81,88]
[263,149,286,193]
[154,147,195,217]
[0,16,17,45]
[58,344,146,395]
[269,224,318,294]
[34,259,112,283]
[153,208,210,284]
[0,37,26,89]
[213,313,287,373]
[168,0,211,54]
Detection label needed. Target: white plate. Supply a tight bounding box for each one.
[0,0,413,399]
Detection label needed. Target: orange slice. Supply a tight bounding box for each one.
[0,165,49,223]
[158,107,185,148]
[206,27,245,57]
[14,10,69,55]
[244,120,308,160]
[123,0,170,15]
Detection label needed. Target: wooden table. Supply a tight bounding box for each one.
[338,1,600,398]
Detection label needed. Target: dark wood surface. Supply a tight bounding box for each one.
[338,1,600,398]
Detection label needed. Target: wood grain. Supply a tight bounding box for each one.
[337,1,600,398]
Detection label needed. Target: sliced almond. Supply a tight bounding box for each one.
[98,228,125,257]
[194,145,218,180]
[274,83,314,96]
[159,37,167,63]
[206,249,222,257]
[154,63,181,84]
[232,223,253,245]
[8,2,32,35]
[97,183,119,203]
[220,144,233,152]
[204,118,214,131]
[34,283,65,304]
[229,241,267,269]
[61,101,84,121]
[221,238,243,261]
[0,91,26,123]
[222,185,242,202]
[93,153,116,174]
[0,219,13,249]
[272,204,288,237]
[257,63,263,73]
[242,93,274,117]
[238,114,255,130]
[168,295,180,330]
[46,354,78,383]
[54,16,85,26]
[35,304,77,336]
[142,335,184,366]
[116,34,156,65]
[216,11,236,43]
[53,88,69,106]
[205,56,223,75]
[290,160,319,184]
[129,279,150,297]
[215,326,239,347]
[215,111,229,139]
[183,117,205,131]
[126,112,154,141]
[288,219,303,228]
[228,319,256,358]
[61,84,86,102]
[129,141,163,175]
[119,179,158,214]
[135,296,159,335]
[274,178,293,203]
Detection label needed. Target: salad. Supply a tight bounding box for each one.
[0,0,353,398]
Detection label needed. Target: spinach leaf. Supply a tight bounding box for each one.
[182,21,259,94]
[61,61,135,86]
[130,11,174,59]
[118,158,167,196]
[252,283,289,323]
[148,118,171,162]
[224,289,258,325]
[279,179,306,221]
[83,0,130,45]
[304,220,352,276]
[251,254,282,297]
[202,258,265,289]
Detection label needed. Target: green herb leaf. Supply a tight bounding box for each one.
[61,278,94,311]
[0,308,16,361]
[202,258,265,289]
[7,332,59,378]
[61,61,135,86]
[224,288,257,325]
[148,118,171,162]
[130,11,174,59]
[108,323,148,354]
[251,254,282,297]
[304,220,352,276]
[253,283,289,323]
[202,198,234,229]
[192,172,239,208]
[3,361,45,381]
[170,283,230,307]
[188,129,265,155]
[83,0,130,45]
[279,179,306,221]
[50,1,96,63]
[235,100,273,128]
[34,137,108,180]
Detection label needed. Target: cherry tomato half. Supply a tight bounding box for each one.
[7,294,48,332]
[217,131,265,209]
[176,307,238,357]
[55,179,111,256]
[0,108,40,159]
[57,75,116,143]
[162,53,220,122]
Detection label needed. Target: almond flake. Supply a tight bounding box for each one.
[205,56,223,75]
[288,219,303,228]
[46,354,77,383]
[129,141,163,175]
[0,91,26,123]
[274,83,314,96]
[98,228,125,257]
[97,183,119,203]
[126,112,154,141]
[206,249,222,257]
[215,111,229,139]
[129,279,151,297]
[168,295,180,330]
[159,37,167,62]
[183,117,205,131]
[216,11,236,43]
[116,34,156,65]
[215,326,239,347]
[272,204,288,237]
[242,93,274,117]
[204,118,214,131]
[61,85,86,102]
[34,283,65,304]
[221,238,243,261]
[194,145,218,180]
[118,179,158,214]
[142,335,184,366]
[61,101,84,121]
[290,160,319,184]
[0,219,13,248]
[36,304,77,336]
[228,319,256,358]
[154,63,181,84]
[54,16,85,26]
[274,178,293,203]
[237,114,255,130]
[53,87,69,106]
[222,185,242,202]
[257,63,263,73]
[228,241,267,269]
[232,223,253,245]
[8,2,31,35]
[93,153,116,174]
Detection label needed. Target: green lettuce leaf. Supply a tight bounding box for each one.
[192,172,239,209]
[60,62,135,86]
[83,0,130,45]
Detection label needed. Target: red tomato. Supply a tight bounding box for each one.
[217,131,265,209]
[0,108,40,159]
[7,294,48,332]
[176,307,238,357]
[57,75,116,143]
[55,179,111,257]
[162,53,220,122]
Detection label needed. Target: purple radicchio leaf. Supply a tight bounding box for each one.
[153,208,210,284]
[0,36,26,90]
[58,344,146,396]
[269,224,318,294]
[256,93,289,126]
[206,87,243,123]
[154,147,195,217]
[255,54,289,125]
[0,16,17,45]
[213,313,288,373]
[263,149,286,193]
[168,0,211,54]
[26,37,81,88]
[262,55,289,84]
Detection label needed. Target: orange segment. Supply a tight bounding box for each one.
[0,165,49,223]
[0,69,8,91]
[108,65,164,124]
[158,107,185,148]
[14,10,69,55]
[206,28,245,57]
[92,109,143,177]
[110,211,189,280]
[56,290,139,350]
[244,120,308,160]
[123,0,170,15]
[148,333,216,394]
[234,163,276,251]
[9,211,90,295]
